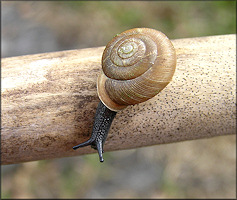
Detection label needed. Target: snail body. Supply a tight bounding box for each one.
[73,101,116,162]
[73,28,176,162]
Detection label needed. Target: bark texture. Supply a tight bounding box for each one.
[1,34,236,165]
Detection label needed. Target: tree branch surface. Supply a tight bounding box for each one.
[1,34,236,165]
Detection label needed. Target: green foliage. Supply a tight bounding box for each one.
[59,1,236,38]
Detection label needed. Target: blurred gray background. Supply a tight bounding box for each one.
[1,1,236,198]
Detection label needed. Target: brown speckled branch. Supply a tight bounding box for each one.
[1,34,236,165]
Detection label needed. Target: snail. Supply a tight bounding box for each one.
[73,28,176,162]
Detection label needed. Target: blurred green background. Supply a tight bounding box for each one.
[1,1,236,198]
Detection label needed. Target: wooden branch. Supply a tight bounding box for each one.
[1,34,236,165]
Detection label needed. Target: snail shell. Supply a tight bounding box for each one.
[97,28,176,111]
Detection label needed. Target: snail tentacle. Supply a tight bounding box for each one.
[72,138,94,149]
[96,140,104,162]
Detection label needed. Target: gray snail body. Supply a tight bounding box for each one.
[73,28,176,162]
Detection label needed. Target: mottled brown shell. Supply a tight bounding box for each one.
[97,28,176,111]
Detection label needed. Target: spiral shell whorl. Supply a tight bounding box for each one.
[98,28,176,111]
